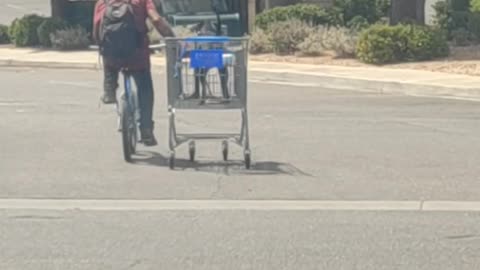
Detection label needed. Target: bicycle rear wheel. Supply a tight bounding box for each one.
[121,98,137,162]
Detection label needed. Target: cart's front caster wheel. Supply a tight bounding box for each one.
[244,151,251,169]
[189,141,196,162]
[222,140,229,161]
[169,152,175,170]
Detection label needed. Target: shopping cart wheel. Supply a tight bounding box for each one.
[222,140,228,161]
[244,151,251,169]
[169,152,175,169]
[189,141,196,162]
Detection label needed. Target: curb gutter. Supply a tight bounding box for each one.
[1,59,479,101]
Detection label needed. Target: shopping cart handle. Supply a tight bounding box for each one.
[88,43,166,52]
[149,43,166,53]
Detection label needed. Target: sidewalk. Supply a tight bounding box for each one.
[1,46,480,100]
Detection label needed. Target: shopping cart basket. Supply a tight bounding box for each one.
[164,36,251,169]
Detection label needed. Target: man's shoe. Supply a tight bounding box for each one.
[141,129,158,147]
[101,92,117,104]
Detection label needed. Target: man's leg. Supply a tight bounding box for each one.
[101,62,119,104]
[132,68,157,146]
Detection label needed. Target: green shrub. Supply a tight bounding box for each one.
[37,18,69,47]
[407,26,450,60]
[326,7,345,26]
[333,0,381,24]
[467,12,480,40]
[432,0,449,30]
[451,0,470,11]
[255,4,335,29]
[356,24,404,64]
[323,26,359,58]
[346,16,370,30]
[50,26,90,50]
[298,26,326,56]
[0,24,9,44]
[434,0,477,40]
[450,11,470,30]
[63,0,95,35]
[12,14,46,47]
[377,17,390,25]
[451,27,472,46]
[296,25,359,58]
[376,0,391,17]
[249,28,273,54]
[356,24,449,64]
[8,19,19,42]
[268,19,313,55]
[472,0,480,12]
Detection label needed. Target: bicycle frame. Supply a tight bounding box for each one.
[116,70,140,163]
[117,71,139,128]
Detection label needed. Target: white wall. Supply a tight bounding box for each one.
[425,0,442,25]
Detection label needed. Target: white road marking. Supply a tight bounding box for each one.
[409,93,480,102]
[6,4,26,10]
[249,79,320,88]
[48,80,97,89]
[423,201,480,211]
[0,102,37,107]
[0,199,479,212]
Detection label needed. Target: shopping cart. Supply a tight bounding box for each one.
[164,36,251,169]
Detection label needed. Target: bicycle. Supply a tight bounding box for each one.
[118,44,166,162]
[92,44,165,163]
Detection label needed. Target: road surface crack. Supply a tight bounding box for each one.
[210,175,224,199]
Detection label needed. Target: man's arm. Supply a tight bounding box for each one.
[92,1,103,44]
[93,22,100,44]
[146,0,175,38]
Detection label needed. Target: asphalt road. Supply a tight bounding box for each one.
[1,210,480,270]
[2,68,480,200]
[0,0,49,24]
[1,67,480,269]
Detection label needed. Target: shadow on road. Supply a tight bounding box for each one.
[131,151,312,177]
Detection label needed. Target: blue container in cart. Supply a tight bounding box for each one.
[189,50,224,69]
[164,36,251,169]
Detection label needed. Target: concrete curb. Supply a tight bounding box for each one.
[250,69,480,101]
[1,59,480,101]
[288,75,480,101]
[0,59,101,70]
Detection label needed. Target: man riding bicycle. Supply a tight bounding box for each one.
[93,0,175,146]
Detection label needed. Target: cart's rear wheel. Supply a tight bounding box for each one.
[189,141,196,162]
[222,140,228,161]
[169,152,175,170]
[244,151,251,169]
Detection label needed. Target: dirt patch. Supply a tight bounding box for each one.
[250,52,367,67]
[250,46,480,77]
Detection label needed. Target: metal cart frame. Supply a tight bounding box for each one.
[164,36,251,169]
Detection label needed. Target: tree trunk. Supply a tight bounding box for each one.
[391,0,426,24]
[248,0,256,33]
[416,0,426,24]
[51,0,66,18]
